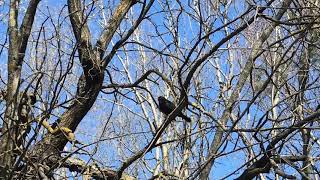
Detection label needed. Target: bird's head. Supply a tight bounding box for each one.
[158,96,165,103]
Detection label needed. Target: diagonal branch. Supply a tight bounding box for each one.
[236,111,320,179]
[196,0,293,178]
[96,0,137,57]
[19,0,41,54]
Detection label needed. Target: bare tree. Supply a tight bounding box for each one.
[0,0,320,179]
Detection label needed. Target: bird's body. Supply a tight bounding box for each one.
[158,96,191,122]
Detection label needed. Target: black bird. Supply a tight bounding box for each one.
[158,96,191,122]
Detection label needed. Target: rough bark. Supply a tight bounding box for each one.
[25,0,136,178]
[0,0,40,178]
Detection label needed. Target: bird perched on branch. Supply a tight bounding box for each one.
[158,96,191,122]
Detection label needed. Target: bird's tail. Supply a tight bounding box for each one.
[180,114,191,122]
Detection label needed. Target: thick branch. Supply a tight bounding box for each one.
[67,0,92,49]
[63,158,134,180]
[96,0,137,57]
[27,0,138,176]
[19,0,41,54]
[0,0,23,175]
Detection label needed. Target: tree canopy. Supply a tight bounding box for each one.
[1,0,320,179]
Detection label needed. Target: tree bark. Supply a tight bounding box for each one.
[0,0,40,178]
